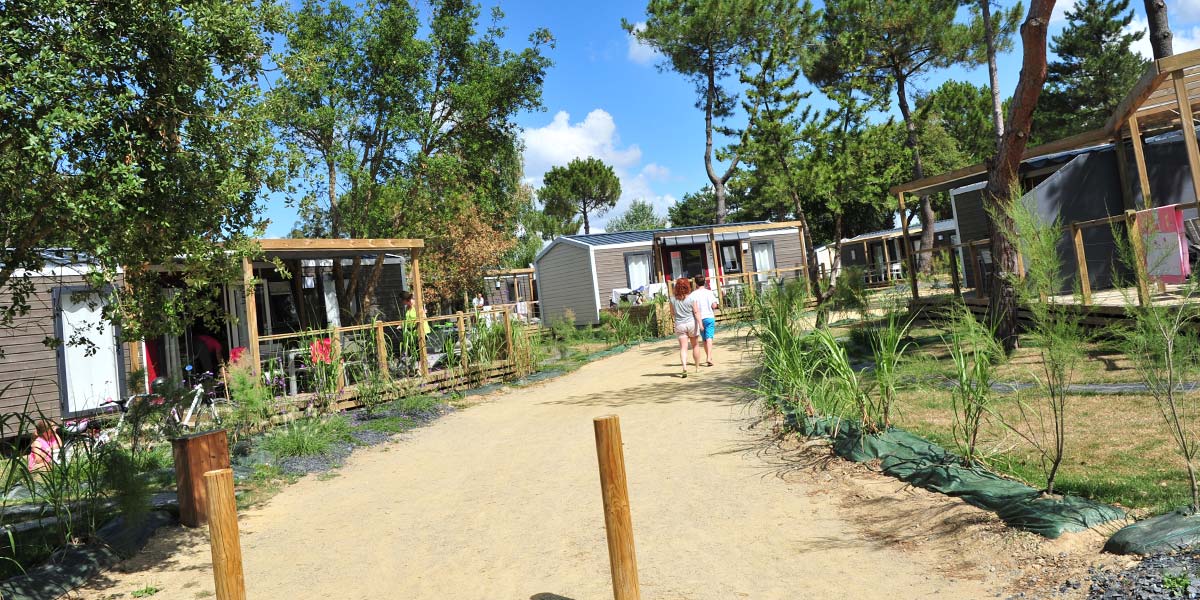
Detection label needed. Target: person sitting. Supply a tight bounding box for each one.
[28,419,62,472]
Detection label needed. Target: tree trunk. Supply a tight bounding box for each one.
[1144,0,1173,59]
[895,76,935,272]
[703,66,727,224]
[582,209,591,234]
[985,0,1056,353]
[981,0,1006,144]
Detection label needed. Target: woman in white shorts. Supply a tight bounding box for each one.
[670,277,702,378]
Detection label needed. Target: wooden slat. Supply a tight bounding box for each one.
[1129,116,1153,205]
[1104,63,1165,133]
[257,238,424,251]
[1173,70,1200,204]
[1155,47,1200,75]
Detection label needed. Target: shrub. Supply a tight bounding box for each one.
[943,303,1004,466]
[262,415,352,458]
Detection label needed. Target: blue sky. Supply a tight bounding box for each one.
[261,0,1200,237]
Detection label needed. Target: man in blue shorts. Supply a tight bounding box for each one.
[691,275,719,366]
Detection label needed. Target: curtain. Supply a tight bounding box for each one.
[626,253,651,289]
[753,243,774,282]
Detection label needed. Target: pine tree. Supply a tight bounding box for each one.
[1033,0,1148,142]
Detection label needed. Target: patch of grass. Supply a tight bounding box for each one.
[1163,571,1190,595]
[131,586,160,597]
[236,464,298,510]
[393,395,439,415]
[355,416,416,434]
[261,416,352,459]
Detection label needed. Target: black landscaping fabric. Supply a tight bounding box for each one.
[1106,508,1200,555]
[795,414,1126,539]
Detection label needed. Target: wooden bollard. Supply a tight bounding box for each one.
[204,469,247,600]
[593,415,641,600]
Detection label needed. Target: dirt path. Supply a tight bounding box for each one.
[74,335,1016,600]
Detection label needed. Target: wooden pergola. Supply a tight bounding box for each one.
[650,221,810,307]
[243,238,425,369]
[889,48,1200,301]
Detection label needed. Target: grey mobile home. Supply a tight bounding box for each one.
[534,223,805,326]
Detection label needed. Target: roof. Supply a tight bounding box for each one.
[893,48,1200,197]
[841,219,957,244]
[560,221,780,247]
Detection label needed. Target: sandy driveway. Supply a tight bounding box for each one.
[75,335,999,600]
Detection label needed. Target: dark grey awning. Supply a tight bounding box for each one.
[659,231,750,247]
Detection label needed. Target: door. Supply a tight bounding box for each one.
[56,288,123,414]
[752,242,776,282]
[624,253,652,289]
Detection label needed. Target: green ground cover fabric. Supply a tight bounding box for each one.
[790,412,1125,539]
[1105,508,1200,555]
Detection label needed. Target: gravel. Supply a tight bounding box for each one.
[277,441,354,475]
[1089,553,1200,599]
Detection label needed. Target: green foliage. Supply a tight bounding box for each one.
[1112,272,1200,510]
[943,303,1005,466]
[749,282,830,417]
[131,586,161,598]
[668,187,761,227]
[599,309,653,346]
[917,81,996,165]
[227,360,276,438]
[262,415,353,458]
[0,0,282,338]
[539,157,622,234]
[1163,571,1190,595]
[1033,0,1148,143]
[605,200,668,233]
[999,201,1087,495]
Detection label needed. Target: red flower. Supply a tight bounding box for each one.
[310,338,333,365]
[230,346,246,364]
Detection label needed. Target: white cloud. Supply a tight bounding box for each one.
[1124,16,1200,60]
[1050,0,1078,24]
[626,22,660,66]
[520,109,679,231]
[639,162,670,180]
[521,109,642,183]
[1174,0,1200,22]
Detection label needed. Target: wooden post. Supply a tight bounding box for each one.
[330,329,345,390]
[797,225,812,296]
[241,258,261,374]
[456,312,467,371]
[1174,70,1200,205]
[947,246,962,298]
[1072,223,1092,306]
[411,250,429,377]
[593,415,641,600]
[288,259,308,330]
[1114,138,1136,211]
[203,469,247,600]
[172,429,231,527]
[375,321,388,377]
[881,236,892,281]
[896,192,920,300]
[1129,116,1153,207]
[968,243,982,293]
[862,240,870,283]
[501,308,514,361]
[1127,209,1151,306]
[709,234,724,309]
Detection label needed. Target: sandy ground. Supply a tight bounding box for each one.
[69,334,1111,600]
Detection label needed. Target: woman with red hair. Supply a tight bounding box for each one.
[670,277,702,378]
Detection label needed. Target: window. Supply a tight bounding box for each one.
[752,241,776,282]
[850,249,857,260]
[720,244,741,272]
[624,252,652,289]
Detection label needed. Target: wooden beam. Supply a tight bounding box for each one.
[968,243,982,292]
[1104,63,1165,133]
[241,258,261,372]
[1155,47,1200,75]
[947,246,962,298]
[1113,138,1136,211]
[484,267,535,276]
[881,236,892,281]
[1072,224,1092,306]
[1127,210,1151,306]
[897,193,919,300]
[410,249,428,377]
[1129,116,1153,207]
[257,238,424,252]
[1174,70,1200,205]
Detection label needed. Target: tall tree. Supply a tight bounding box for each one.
[737,0,822,292]
[271,0,552,320]
[503,184,575,268]
[606,200,669,232]
[1144,0,1173,59]
[974,1,1023,147]
[917,81,997,163]
[810,0,981,271]
[624,0,765,224]
[985,0,1057,352]
[1032,0,1148,142]
[0,0,281,339]
[539,158,622,234]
